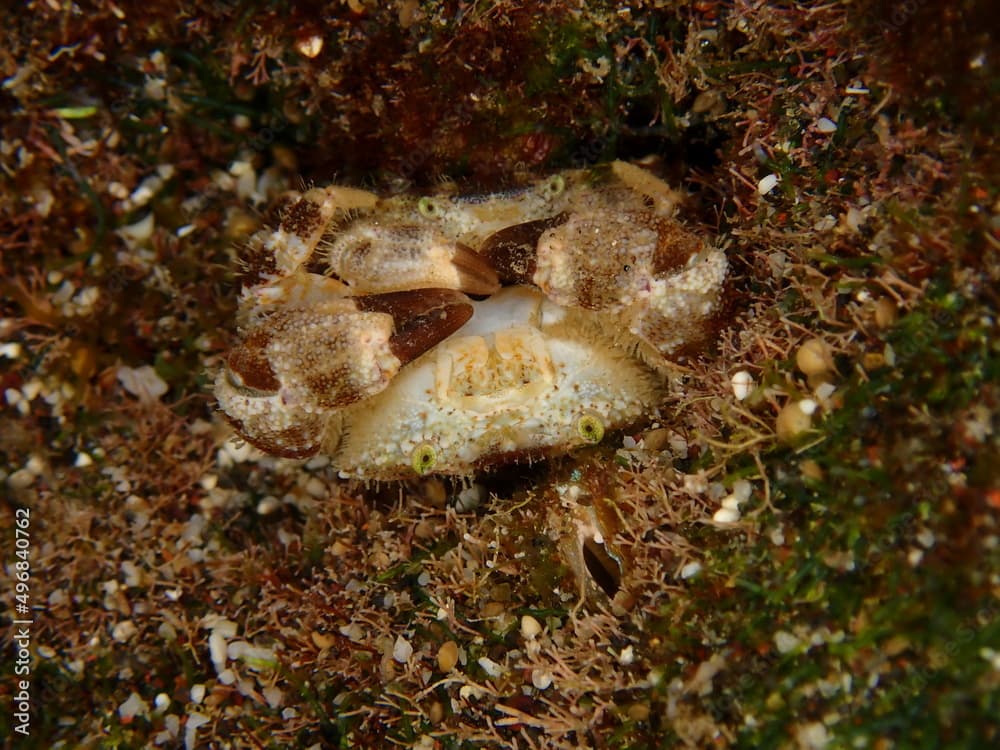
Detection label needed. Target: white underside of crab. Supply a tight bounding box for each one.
[216,162,728,479]
[326,287,662,477]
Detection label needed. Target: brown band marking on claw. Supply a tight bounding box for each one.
[356,289,474,364]
[225,329,280,393]
[650,215,707,276]
[479,213,569,285]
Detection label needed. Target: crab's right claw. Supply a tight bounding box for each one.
[478,213,569,285]
[216,289,473,458]
[327,221,501,296]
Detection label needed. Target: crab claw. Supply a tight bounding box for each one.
[354,288,475,363]
[494,207,727,358]
[327,221,500,296]
[625,245,729,356]
[240,186,380,287]
[532,209,707,310]
[216,289,473,457]
[479,213,568,285]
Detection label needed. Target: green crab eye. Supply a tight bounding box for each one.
[411,443,437,474]
[576,413,605,444]
[543,175,565,198]
[418,197,439,218]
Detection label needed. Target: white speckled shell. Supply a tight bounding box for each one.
[217,162,728,478]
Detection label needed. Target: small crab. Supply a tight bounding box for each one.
[216,161,727,479]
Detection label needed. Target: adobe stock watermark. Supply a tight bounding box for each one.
[10,506,33,737]
[878,0,930,34]
[876,601,998,706]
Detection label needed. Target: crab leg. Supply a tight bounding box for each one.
[239,186,379,287]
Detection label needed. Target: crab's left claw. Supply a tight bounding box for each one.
[626,244,728,356]
[355,288,476,363]
[531,209,709,309]
[216,288,473,458]
[487,207,727,358]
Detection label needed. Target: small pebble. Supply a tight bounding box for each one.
[477,656,504,678]
[263,685,283,709]
[481,601,505,618]
[295,34,324,58]
[0,342,22,359]
[774,630,801,654]
[713,507,741,524]
[118,692,149,720]
[874,297,898,328]
[800,459,824,481]
[627,703,651,722]
[531,669,553,690]
[732,479,752,503]
[209,631,228,672]
[816,117,837,133]
[393,635,413,663]
[117,213,155,245]
[117,365,169,402]
[798,398,818,416]
[757,173,780,196]
[459,685,483,701]
[731,370,755,401]
[680,561,702,579]
[721,495,742,511]
[796,338,834,377]
[641,427,672,452]
[796,721,830,750]
[437,640,459,672]
[691,89,724,114]
[612,590,637,614]
[814,382,837,401]
[454,484,484,512]
[111,620,137,643]
[520,615,542,640]
[776,400,814,442]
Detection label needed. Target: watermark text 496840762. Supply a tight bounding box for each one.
[11,507,33,737]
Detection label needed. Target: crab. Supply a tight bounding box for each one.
[215,161,728,479]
